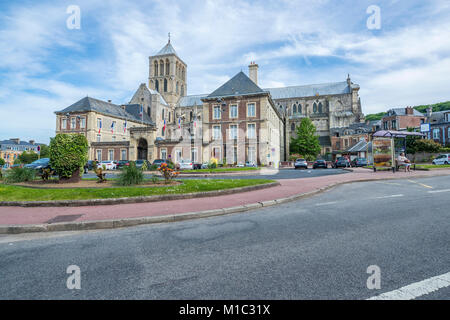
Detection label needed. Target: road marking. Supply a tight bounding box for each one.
[375,194,404,199]
[407,179,433,189]
[376,182,403,186]
[315,201,339,206]
[428,189,450,193]
[367,272,450,300]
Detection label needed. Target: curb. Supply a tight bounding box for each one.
[1,172,449,234]
[0,182,280,207]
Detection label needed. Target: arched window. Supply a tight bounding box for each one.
[162,109,164,120]
[190,111,193,121]
[182,67,185,80]
[165,59,169,76]
[154,61,158,77]
[176,82,179,94]
[291,123,295,131]
[160,60,164,76]
[164,78,168,92]
[155,79,159,92]
[181,85,184,96]
[298,104,302,114]
[162,127,165,136]
[293,104,297,114]
[318,102,323,113]
[313,102,317,113]
[169,111,171,122]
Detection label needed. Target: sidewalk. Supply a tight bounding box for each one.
[1,168,449,227]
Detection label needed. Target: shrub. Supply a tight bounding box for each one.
[49,134,88,181]
[4,167,36,183]
[157,162,179,183]
[15,151,38,164]
[208,157,218,169]
[151,174,159,184]
[116,162,144,186]
[413,139,442,153]
[149,164,159,171]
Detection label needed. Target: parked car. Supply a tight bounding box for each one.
[84,160,96,171]
[135,159,150,169]
[333,157,350,168]
[24,158,51,174]
[313,159,327,169]
[201,162,209,169]
[236,162,245,168]
[432,154,450,165]
[351,157,368,167]
[192,163,202,170]
[178,159,193,170]
[152,159,167,167]
[116,160,130,169]
[294,158,308,169]
[245,161,257,167]
[99,160,117,170]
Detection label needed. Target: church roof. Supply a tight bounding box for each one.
[55,97,154,125]
[155,41,178,56]
[178,94,208,107]
[206,71,266,99]
[265,81,351,100]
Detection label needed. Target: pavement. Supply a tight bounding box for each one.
[1,168,450,228]
[0,175,448,299]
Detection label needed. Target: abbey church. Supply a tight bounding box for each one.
[55,39,364,165]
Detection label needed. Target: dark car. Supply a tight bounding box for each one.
[116,160,130,169]
[294,158,308,169]
[24,158,51,174]
[84,160,96,171]
[333,157,350,168]
[313,159,327,169]
[152,159,167,167]
[135,159,150,169]
[192,163,203,170]
[351,158,368,167]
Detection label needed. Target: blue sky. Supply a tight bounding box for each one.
[1,0,450,144]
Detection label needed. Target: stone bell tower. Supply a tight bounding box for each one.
[148,34,187,106]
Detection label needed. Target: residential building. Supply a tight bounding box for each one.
[427,109,450,146]
[0,138,41,167]
[381,107,425,131]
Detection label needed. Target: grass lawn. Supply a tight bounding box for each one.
[181,167,260,173]
[415,164,450,170]
[0,179,275,202]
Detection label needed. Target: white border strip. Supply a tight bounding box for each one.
[367,272,450,300]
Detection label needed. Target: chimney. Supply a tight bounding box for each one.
[29,140,35,145]
[426,107,432,118]
[405,106,414,115]
[248,61,258,85]
[10,138,20,144]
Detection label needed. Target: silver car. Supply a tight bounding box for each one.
[294,158,308,169]
[178,159,193,170]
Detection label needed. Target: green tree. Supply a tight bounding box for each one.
[39,144,50,158]
[413,139,442,153]
[0,158,5,166]
[15,151,39,164]
[290,118,321,160]
[49,133,88,181]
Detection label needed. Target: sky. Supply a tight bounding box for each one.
[1,0,450,144]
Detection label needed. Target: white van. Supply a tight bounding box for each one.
[432,154,450,165]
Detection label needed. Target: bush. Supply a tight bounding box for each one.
[116,162,144,186]
[413,139,442,153]
[149,164,159,171]
[208,157,218,169]
[4,167,36,183]
[49,134,88,181]
[15,151,38,164]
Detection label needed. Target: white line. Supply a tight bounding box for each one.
[375,194,404,199]
[315,201,338,206]
[428,189,450,193]
[367,272,450,300]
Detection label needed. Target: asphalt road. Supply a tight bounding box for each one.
[0,175,449,299]
[83,167,349,180]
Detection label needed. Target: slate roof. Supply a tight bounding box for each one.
[386,108,424,117]
[148,88,168,106]
[178,94,208,107]
[346,139,369,152]
[206,71,266,99]
[0,140,38,146]
[155,41,178,56]
[265,81,351,100]
[55,97,155,125]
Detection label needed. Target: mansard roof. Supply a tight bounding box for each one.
[265,81,352,100]
[206,71,266,99]
[55,97,155,125]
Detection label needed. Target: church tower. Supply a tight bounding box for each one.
[148,36,187,106]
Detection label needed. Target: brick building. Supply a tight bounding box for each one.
[381,107,425,131]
